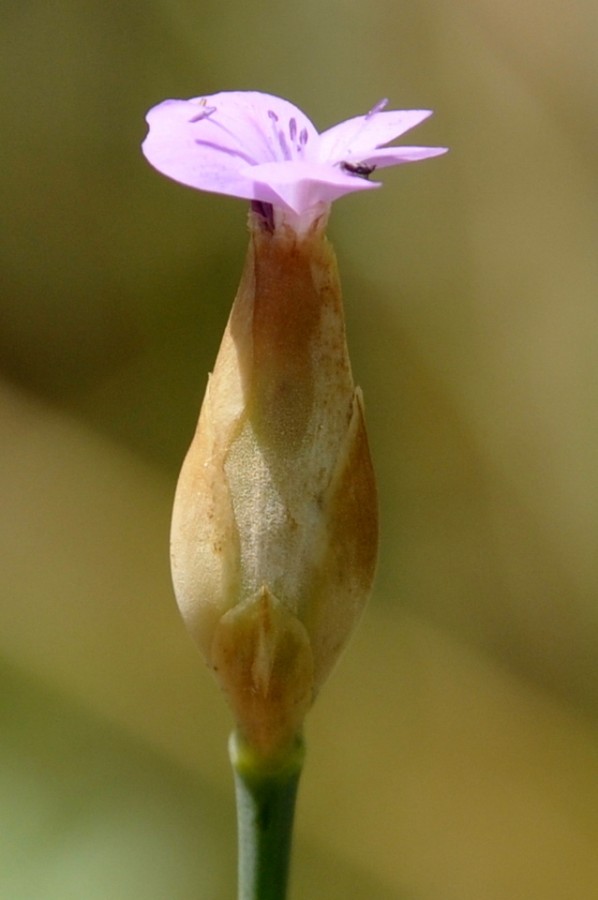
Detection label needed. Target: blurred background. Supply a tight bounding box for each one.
[1,1,597,897]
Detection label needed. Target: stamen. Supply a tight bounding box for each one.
[277,129,291,160]
[365,98,388,119]
[266,109,292,160]
[189,97,216,122]
[189,107,216,123]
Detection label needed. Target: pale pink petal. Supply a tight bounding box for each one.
[319,109,434,161]
[358,146,449,168]
[142,92,321,199]
[142,99,257,199]
[191,91,320,164]
[244,160,378,215]
[142,91,446,218]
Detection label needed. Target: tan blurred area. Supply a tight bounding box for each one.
[1,1,597,898]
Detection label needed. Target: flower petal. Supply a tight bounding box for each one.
[142,91,321,199]
[142,99,258,199]
[319,109,433,162]
[195,91,320,161]
[243,160,378,215]
[359,146,449,169]
[142,92,447,221]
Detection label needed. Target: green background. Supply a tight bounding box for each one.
[1,1,597,897]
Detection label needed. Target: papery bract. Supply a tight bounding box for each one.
[170,213,379,757]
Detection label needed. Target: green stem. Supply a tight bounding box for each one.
[229,731,305,900]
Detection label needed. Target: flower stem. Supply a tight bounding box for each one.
[230,730,305,900]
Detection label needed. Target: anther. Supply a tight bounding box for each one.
[365,98,388,119]
[188,100,216,123]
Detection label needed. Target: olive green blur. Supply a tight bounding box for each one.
[1,1,597,898]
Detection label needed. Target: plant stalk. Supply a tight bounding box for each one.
[230,730,305,900]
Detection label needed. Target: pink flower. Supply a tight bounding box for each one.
[142,91,446,229]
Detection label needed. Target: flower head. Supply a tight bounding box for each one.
[142,90,447,229]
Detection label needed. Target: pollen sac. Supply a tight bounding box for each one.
[170,212,378,758]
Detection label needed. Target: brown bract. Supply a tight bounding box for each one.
[170,211,378,760]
